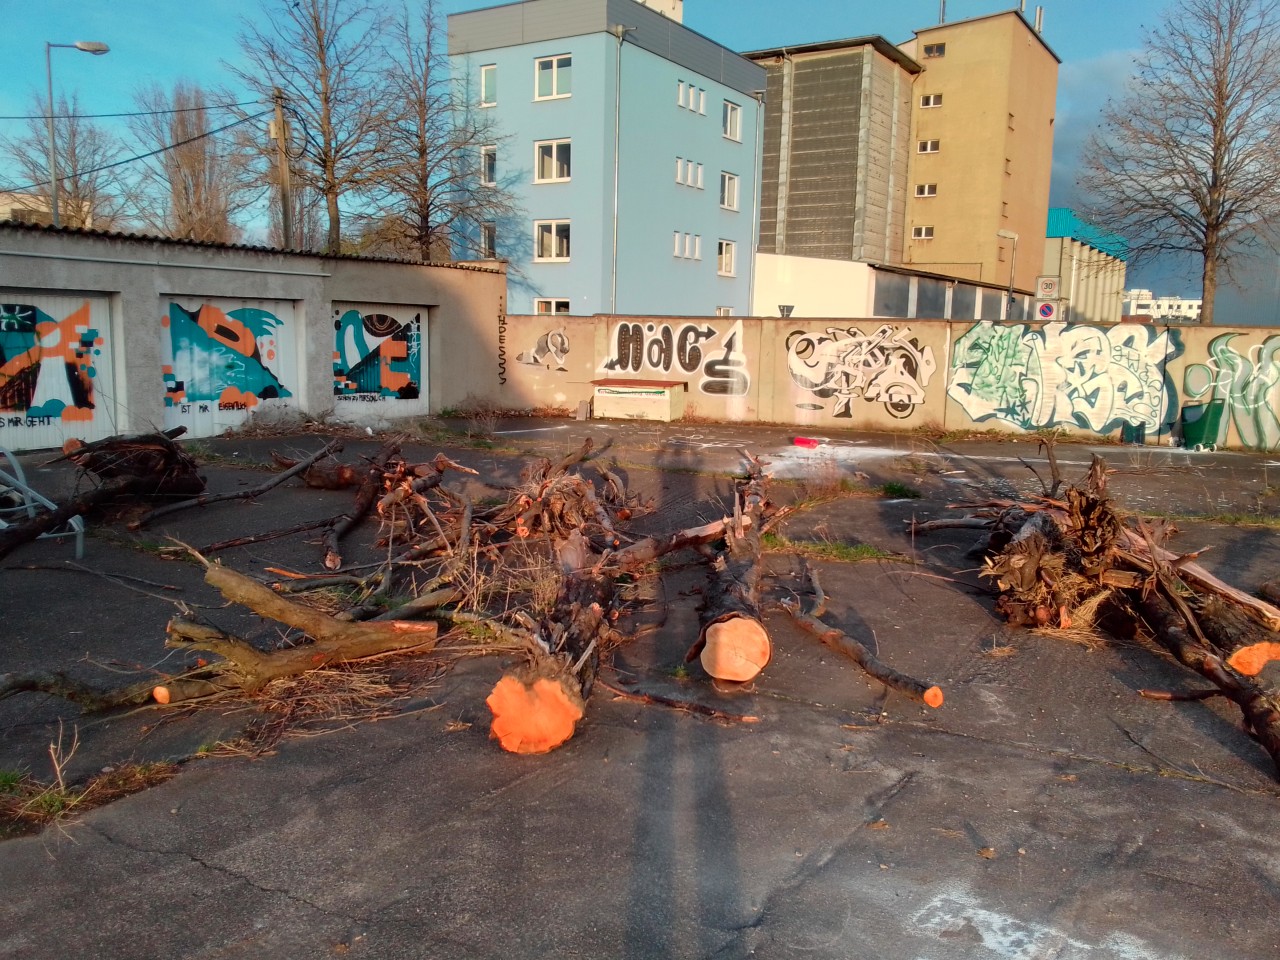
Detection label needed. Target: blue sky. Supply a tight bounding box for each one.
[7,1,1255,316]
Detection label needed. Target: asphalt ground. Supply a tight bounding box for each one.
[1,419,1278,959]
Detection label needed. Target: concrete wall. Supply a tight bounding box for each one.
[497,313,1280,451]
[0,226,505,450]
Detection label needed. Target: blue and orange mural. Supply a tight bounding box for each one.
[333,308,421,400]
[162,301,292,414]
[0,300,104,427]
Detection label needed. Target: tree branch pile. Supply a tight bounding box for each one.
[917,453,1280,778]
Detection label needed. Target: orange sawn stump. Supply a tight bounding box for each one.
[487,673,586,754]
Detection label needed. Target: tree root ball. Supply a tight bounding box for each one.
[486,674,585,754]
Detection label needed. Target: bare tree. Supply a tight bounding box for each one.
[229,0,394,254]
[1081,0,1280,324]
[267,179,327,251]
[127,82,259,243]
[355,0,516,261]
[0,92,132,229]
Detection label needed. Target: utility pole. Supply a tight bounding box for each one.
[271,87,294,249]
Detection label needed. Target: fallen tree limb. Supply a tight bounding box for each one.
[324,440,401,570]
[780,599,944,708]
[0,476,149,562]
[133,440,342,529]
[1134,588,1280,780]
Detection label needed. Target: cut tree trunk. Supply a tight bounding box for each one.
[486,533,616,754]
[323,440,401,570]
[687,456,771,683]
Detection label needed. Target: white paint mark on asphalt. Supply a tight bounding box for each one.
[912,892,1182,960]
[494,425,571,435]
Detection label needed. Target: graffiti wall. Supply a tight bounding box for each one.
[599,319,751,397]
[785,323,938,420]
[162,298,295,437]
[1181,331,1280,451]
[332,303,427,419]
[0,295,116,449]
[947,321,1182,435]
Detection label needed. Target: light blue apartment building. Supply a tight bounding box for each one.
[447,0,765,316]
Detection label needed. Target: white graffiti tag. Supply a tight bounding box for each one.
[948,321,1179,433]
[786,324,936,419]
[1183,333,1280,451]
[516,328,570,371]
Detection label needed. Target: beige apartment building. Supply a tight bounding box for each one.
[900,10,1059,303]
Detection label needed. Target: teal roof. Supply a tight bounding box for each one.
[1046,208,1128,261]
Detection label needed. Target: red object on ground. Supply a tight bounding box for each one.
[793,437,820,449]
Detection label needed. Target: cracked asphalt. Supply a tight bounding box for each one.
[2,419,1279,959]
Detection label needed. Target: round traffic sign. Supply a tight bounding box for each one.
[1038,301,1056,320]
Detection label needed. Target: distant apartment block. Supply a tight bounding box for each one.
[447,0,764,316]
[900,10,1059,305]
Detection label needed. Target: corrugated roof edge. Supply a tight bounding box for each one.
[743,36,922,74]
[1046,207,1129,261]
[0,220,504,273]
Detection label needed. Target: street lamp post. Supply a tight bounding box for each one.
[996,228,1019,319]
[45,40,110,228]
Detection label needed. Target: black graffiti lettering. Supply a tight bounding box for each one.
[180,404,191,414]
[497,309,508,385]
[5,416,23,427]
[218,401,249,411]
[605,323,644,372]
[647,326,674,371]
[199,403,211,413]
[677,325,714,373]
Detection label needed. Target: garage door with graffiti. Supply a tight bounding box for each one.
[332,303,427,419]
[0,294,116,450]
[161,298,295,437]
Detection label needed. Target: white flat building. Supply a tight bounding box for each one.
[1122,288,1202,322]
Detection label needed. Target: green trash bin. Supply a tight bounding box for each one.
[1180,400,1226,451]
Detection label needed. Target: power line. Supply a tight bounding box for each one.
[0,100,263,121]
[3,109,272,192]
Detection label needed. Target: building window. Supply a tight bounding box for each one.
[534,299,571,315]
[677,80,686,107]
[720,171,739,210]
[717,239,736,276]
[535,55,572,100]
[693,234,701,259]
[480,64,497,106]
[923,42,946,58]
[722,100,741,141]
[534,219,571,261]
[715,306,733,317]
[481,222,496,259]
[1008,112,1015,130]
[698,90,706,114]
[918,139,940,153]
[912,225,934,239]
[920,93,943,108]
[534,139,571,182]
[480,145,497,186]
[694,163,704,189]
[674,233,702,260]
[673,231,682,255]
[915,183,937,197]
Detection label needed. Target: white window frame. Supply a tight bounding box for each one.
[481,222,497,259]
[923,42,946,58]
[920,93,943,108]
[693,235,702,260]
[918,139,940,153]
[480,145,497,186]
[717,239,736,276]
[534,219,571,261]
[534,54,572,100]
[912,225,935,240]
[715,306,733,317]
[722,100,741,141]
[695,163,704,189]
[720,171,740,210]
[675,157,684,184]
[677,80,686,107]
[480,64,497,106]
[534,138,571,183]
[534,298,571,315]
[914,183,937,197]
[698,90,706,114]
[673,231,682,256]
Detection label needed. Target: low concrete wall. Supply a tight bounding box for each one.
[0,225,505,450]
[498,313,1280,451]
